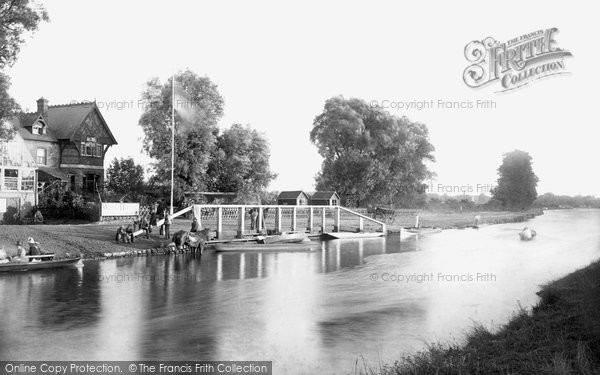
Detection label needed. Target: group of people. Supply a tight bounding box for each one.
[116,203,172,243]
[0,238,47,264]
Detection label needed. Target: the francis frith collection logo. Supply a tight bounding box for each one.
[463,28,572,92]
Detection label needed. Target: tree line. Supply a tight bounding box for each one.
[0,3,563,212]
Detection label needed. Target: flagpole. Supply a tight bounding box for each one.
[170,74,175,216]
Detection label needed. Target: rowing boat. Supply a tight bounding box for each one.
[214,240,319,253]
[401,227,442,237]
[325,232,385,239]
[0,258,83,273]
[258,231,309,244]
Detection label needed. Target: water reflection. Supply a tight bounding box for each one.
[1,210,599,373]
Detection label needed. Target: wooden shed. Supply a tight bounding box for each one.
[276,191,309,205]
[309,191,340,206]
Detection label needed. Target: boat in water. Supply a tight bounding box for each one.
[326,232,385,239]
[401,215,442,238]
[0,257,83,273]
[257,231,309,244]
[519,227,537,241]
[214,239,319,253]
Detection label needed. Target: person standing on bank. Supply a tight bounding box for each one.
[164,212,172,239]
[190,216,199,232]
[140,215,150,239]
[149,209,157,233]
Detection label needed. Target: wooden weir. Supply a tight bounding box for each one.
[133,205,386,240]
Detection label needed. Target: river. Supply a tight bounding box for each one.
[1,209,599,374]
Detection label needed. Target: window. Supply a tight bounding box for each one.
[83,173,99,193]
[32,122,45,135]
[37,148,47,165]
[80,137,103,157]
[21,170,34,191]
[4,169,18,190]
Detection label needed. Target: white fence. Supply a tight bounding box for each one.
[101,202,140,219]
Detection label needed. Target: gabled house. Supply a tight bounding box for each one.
[276,190,309,205]
[1,98,117,218]
[309,191,340,206]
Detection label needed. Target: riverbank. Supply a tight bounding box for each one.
[0,209,544,260]
[387,208,543,231]
[0,221,187,260]
[373,258,600,375]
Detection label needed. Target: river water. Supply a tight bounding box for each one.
[1,209,599,374]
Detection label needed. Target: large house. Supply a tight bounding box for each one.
[0,98,117,218]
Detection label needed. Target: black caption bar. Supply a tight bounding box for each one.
[0,361,272,375]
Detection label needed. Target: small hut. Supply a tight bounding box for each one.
[309,191,340,206]
[276,191,309,205]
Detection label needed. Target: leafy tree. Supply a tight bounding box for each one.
[139,69,224,202]
[207,124,277,201]
[310,96,435,206]
[0,73,18,140]
[0,0,49,68]
[0,0,48,141]
[492,150,539,210]
[106,157,145,196]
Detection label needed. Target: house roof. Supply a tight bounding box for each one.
[277,190,308,200]
[311,191,339,200]
[13,113,57,142]
[47,102,97,139]
[9,101,117,145]
[37,166,69,180]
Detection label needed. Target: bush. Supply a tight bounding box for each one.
[2,206,20,224]
[38,183,99,221]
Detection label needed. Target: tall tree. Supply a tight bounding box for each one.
[106,157,145,196]
[139,69,224,202]
[0,0,48,141]
[492,150,539,210]
[0,73,18,140]
[310,96,435,206]
[207,123,277,201]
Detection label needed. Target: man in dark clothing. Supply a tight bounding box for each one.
[190,217,199,232]
[140,215,150,239]
[250,208,259,231]
[149,211,157,233]
[125,225,134,243]
[164,213,172,238]
[115,226,128,243]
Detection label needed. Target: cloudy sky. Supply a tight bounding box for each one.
[6,0,599,196]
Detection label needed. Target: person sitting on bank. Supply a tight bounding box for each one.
[125,225,134,243]
[34,209,44,224]
[115,225,128,243]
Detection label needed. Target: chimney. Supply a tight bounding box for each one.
[37,97,49,116]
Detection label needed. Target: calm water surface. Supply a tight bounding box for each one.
[1,209,599,374]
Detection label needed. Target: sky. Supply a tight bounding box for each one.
[6,0,600,196]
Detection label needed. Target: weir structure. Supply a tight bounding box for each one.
[134,205,386,240]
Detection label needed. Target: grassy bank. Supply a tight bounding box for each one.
[0,209,544,260]
[0,221,190,259]
[387,209,543,230]
[371,259,600,375]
